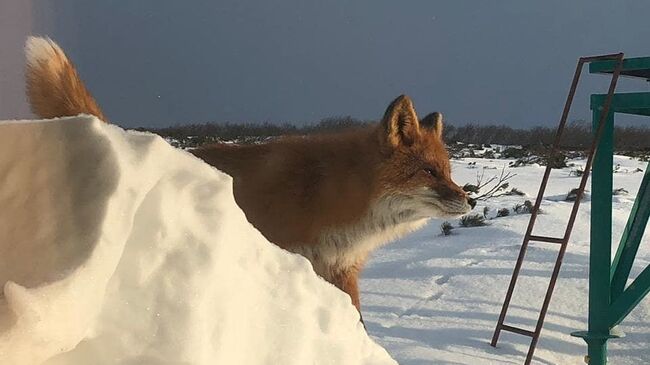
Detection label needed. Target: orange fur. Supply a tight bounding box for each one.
[25,37,107,121]
[24,37,473,314]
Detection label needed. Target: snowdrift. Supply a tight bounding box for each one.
[0,116,396,365]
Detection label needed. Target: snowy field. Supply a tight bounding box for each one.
[362,156,650,364]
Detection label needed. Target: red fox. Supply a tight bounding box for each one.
[24,37,474,313]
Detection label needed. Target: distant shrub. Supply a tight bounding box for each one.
[502,147,527,159]
[613,188,629,196]
[565,188,583,202]
[506,187,526,196]
[459,214,488,227]
[569,167,585,177]
[545,154,568,169]
[464,167,517,202]
[441,221,454,236]
[514,200,535,214]
[509,152,567,169]
[497,208,510,217]
[509,156,541,168]
[482,206,490,218]
[463,183,480,194]
[482,150,496,159]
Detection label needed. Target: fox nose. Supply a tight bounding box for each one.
[467,197,477,209]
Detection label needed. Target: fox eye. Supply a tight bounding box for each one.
[423,167,437,177]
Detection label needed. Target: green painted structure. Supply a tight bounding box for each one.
[570,57,650,364]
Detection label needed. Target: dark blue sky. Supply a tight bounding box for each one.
[11,1,650,127]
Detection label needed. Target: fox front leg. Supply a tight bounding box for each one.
[330,266,364,324]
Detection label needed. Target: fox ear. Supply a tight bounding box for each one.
[381,95,420,148]
[421,112,444,139]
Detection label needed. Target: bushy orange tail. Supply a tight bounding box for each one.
[25,36,107,121]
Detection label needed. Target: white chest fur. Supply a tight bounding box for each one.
[291,196,430,275]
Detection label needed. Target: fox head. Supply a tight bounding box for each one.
[374,95,474,219]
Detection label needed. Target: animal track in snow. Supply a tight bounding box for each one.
[398,291,444,318]
[435,274,451,285]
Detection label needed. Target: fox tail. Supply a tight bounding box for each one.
[25,36,107,121]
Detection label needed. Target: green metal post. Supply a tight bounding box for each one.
[587,108,614,365]
[610,167,650,301]
[609,264,650,326]
[570,57,650,364]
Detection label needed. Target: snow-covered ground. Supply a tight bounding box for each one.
[0,117,394,365]
[363,157,650,364]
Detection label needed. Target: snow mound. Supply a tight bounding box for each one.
[0,116,396,365]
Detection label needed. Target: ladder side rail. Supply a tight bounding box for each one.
[523,53,624,365]
[491,57,587,347]
[490,53,625,365]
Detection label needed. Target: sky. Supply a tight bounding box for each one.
[0,1,32,120]
[2,0,650,128]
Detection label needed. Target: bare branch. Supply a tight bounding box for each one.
[473,166,517,201]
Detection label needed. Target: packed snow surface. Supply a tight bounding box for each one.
[363,156,650,364]
[0,116,395,365]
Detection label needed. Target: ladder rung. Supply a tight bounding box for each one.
[501,324,536,337]
[528,235,565,244]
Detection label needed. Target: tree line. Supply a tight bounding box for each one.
[138,117,650,151]
[442,120,650,151]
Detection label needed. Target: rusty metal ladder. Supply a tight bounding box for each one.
[490,53,625,365]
